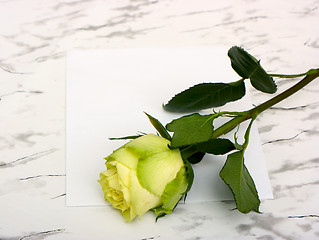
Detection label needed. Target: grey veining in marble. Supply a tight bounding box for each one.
[1,0,319,239]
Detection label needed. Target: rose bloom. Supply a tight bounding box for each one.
[98,134,188,222]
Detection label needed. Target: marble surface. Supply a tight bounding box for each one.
[0,0,319,239]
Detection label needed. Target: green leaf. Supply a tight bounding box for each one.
[180,145,205,164]
[144,112,171,141]
[186,151,205,164]
[163,81,246,113]
[166,113,216,147]
[219,151,260,213]
[228,46,277,94]
[195,138,235,155]
[109,134,145,140]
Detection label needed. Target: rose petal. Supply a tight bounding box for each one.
[129,169,161,218]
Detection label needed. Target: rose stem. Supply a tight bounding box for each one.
[211,69,319,139]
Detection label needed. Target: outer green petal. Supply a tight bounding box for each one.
[107,147,138,170]
[129,169,162,218]
[154,166,188,215]
[126,134,171,157]
[137,150,183,196]
[127,134,184,197]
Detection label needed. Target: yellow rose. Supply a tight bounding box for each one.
[98,134,188,222]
